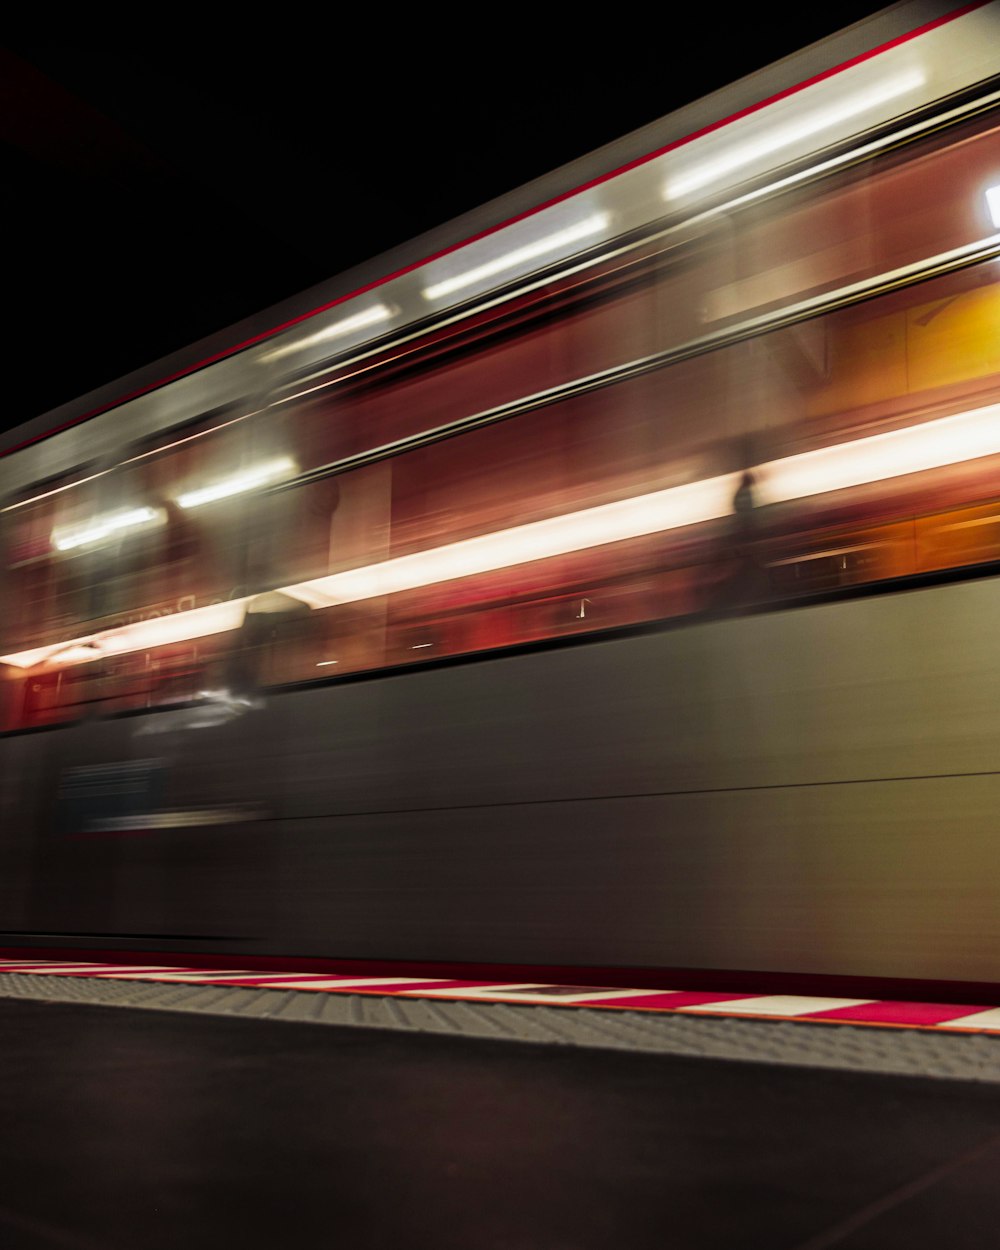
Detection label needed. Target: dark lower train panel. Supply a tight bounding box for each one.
[2,573,999,987]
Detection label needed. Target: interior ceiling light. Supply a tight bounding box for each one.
[282,400,1000,609]
[986,184,1000,228]
[664,68,926,201]
[176,456,297,509]
[8,400,1000,672]
[282,475,738,609]
[758,402,1000,505]
[422,213,611,301]
[258,303,394,363]
[0,600,249,670]
[51,506,165,552]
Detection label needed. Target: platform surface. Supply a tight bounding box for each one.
[3,992,1000,1248]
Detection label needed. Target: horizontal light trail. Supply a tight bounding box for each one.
[758,402,1000,504]
[665,68,926,201]
[258,303,394,363]
[282,473,738,609]
[4,400,1000,671]
[177,456,297,509]
[1,599,249,670]
[422,214,611,301]
[52,506,165,552]
[987,184,1000,228]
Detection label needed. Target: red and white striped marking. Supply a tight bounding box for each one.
[1,960,999,1034]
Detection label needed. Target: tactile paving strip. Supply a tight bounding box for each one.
[4,967,1000,1084]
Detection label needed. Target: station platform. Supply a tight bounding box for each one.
[3,959,1000,1248]
[3,957,1000,1085]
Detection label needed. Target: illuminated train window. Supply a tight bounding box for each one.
[4,51,1000,731]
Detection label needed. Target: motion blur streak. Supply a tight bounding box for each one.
[6,392,1000,668]
[283,473,738,610]
[257,304,394,363]
[176,457,297,509]
[665,65,927,200]
[51,505,165,551]
[422,213,611,300]
[5,4,1000,992]
[0,600,250,669]
[759,402,1000,505]
[987,183,1000,226]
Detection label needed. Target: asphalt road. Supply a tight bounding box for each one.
[2,996,1000,1249]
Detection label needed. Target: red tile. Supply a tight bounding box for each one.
[582,991,762,1010]
[802,1000,993,1026]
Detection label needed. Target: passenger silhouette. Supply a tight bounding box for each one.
[709,470,767,610]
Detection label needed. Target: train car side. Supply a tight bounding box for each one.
[2,570,997,986]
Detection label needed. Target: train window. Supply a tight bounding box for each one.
[4,106,1000,731]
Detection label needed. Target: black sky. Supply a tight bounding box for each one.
[4,13,889,434]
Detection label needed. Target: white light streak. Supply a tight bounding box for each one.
[283,474,738,609]
[8,400,1000,673]
[52,506,165,552]
[176,456,297,509]
[422,214,611,301]
[0,600,249,670]
[258,304,394,363]
[987,184,1000,228]
[50,644,104,666]
[664,69,926,201]
[757,403,1000,505]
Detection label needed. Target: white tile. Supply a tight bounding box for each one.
[87,967,191,977]
[680,994,874,1016]
[432,987,675,1004]
[262,977,438,990]
[937,1007,1000,1030]
[417,983,546,997]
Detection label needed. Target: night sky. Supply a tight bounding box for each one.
[4,14,888,437]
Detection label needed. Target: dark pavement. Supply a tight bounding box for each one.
[2,996,1000,1249]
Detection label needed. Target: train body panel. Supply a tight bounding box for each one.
[2,571,998,984]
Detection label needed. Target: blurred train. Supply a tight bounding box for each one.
[3,1,1000,994]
